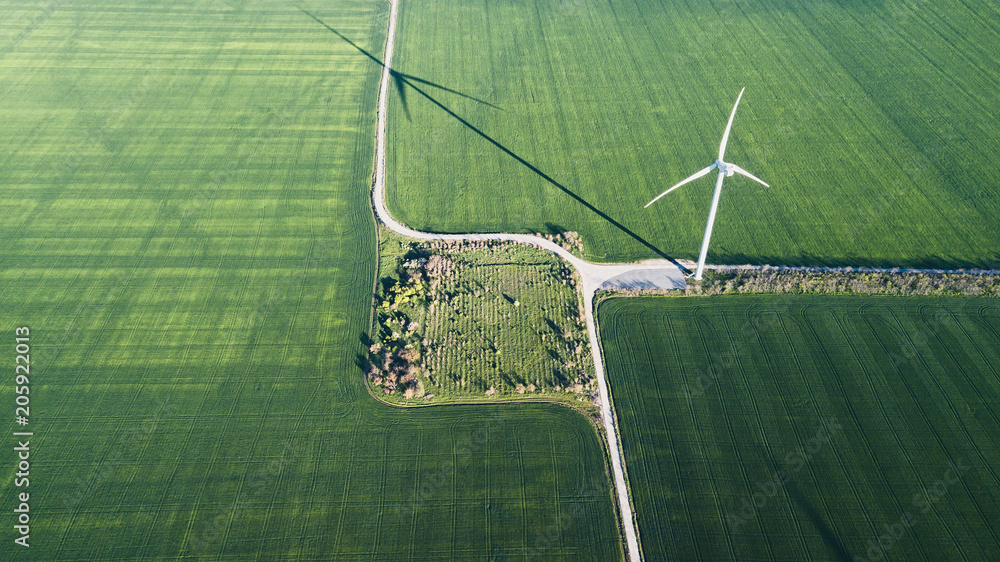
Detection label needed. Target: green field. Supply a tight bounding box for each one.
[0,1,620,558]
[372,228,597,409]
[386,0,1000,268]
[600,296,1000,560]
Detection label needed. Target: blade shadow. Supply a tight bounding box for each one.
[302,8,680,265]
[299,8,502,111]
[392,73,410,121]
[762,455,852,561]
[785,479,852,561]
[398,77,677,262]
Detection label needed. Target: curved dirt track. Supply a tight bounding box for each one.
[370,1,660,559]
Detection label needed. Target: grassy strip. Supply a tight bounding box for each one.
[598,269,1000,301]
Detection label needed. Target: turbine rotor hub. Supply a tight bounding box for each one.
[716,159,734,177]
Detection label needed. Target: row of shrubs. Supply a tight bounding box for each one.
[601,269,1000,298]
[534,231,585,254]
[690,269,1000,296]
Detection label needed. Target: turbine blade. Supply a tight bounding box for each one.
[730,164,770,187]
[718,87,746,161]
[645,164,717,208]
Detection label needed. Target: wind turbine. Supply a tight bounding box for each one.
[645,87,769,280]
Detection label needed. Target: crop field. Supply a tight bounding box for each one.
[386,0,1000,268]
[600,295,1000,560]
[0,1,620,559]
[371,228,597,409]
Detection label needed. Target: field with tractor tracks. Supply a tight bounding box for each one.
[600,295,1000,560]
[386,0,1000,268]
[0,1,620,558]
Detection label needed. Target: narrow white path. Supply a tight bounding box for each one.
[370,1,654,559]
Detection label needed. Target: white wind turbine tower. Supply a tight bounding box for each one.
[645,87,769,280]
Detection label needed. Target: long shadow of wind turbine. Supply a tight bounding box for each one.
[762,455,852,561]
[301,8,678,264]
[785,479,852,561]
[397,77,677,261]
[299,8,503,112]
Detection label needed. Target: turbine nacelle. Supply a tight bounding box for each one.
[716,159,735,177]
